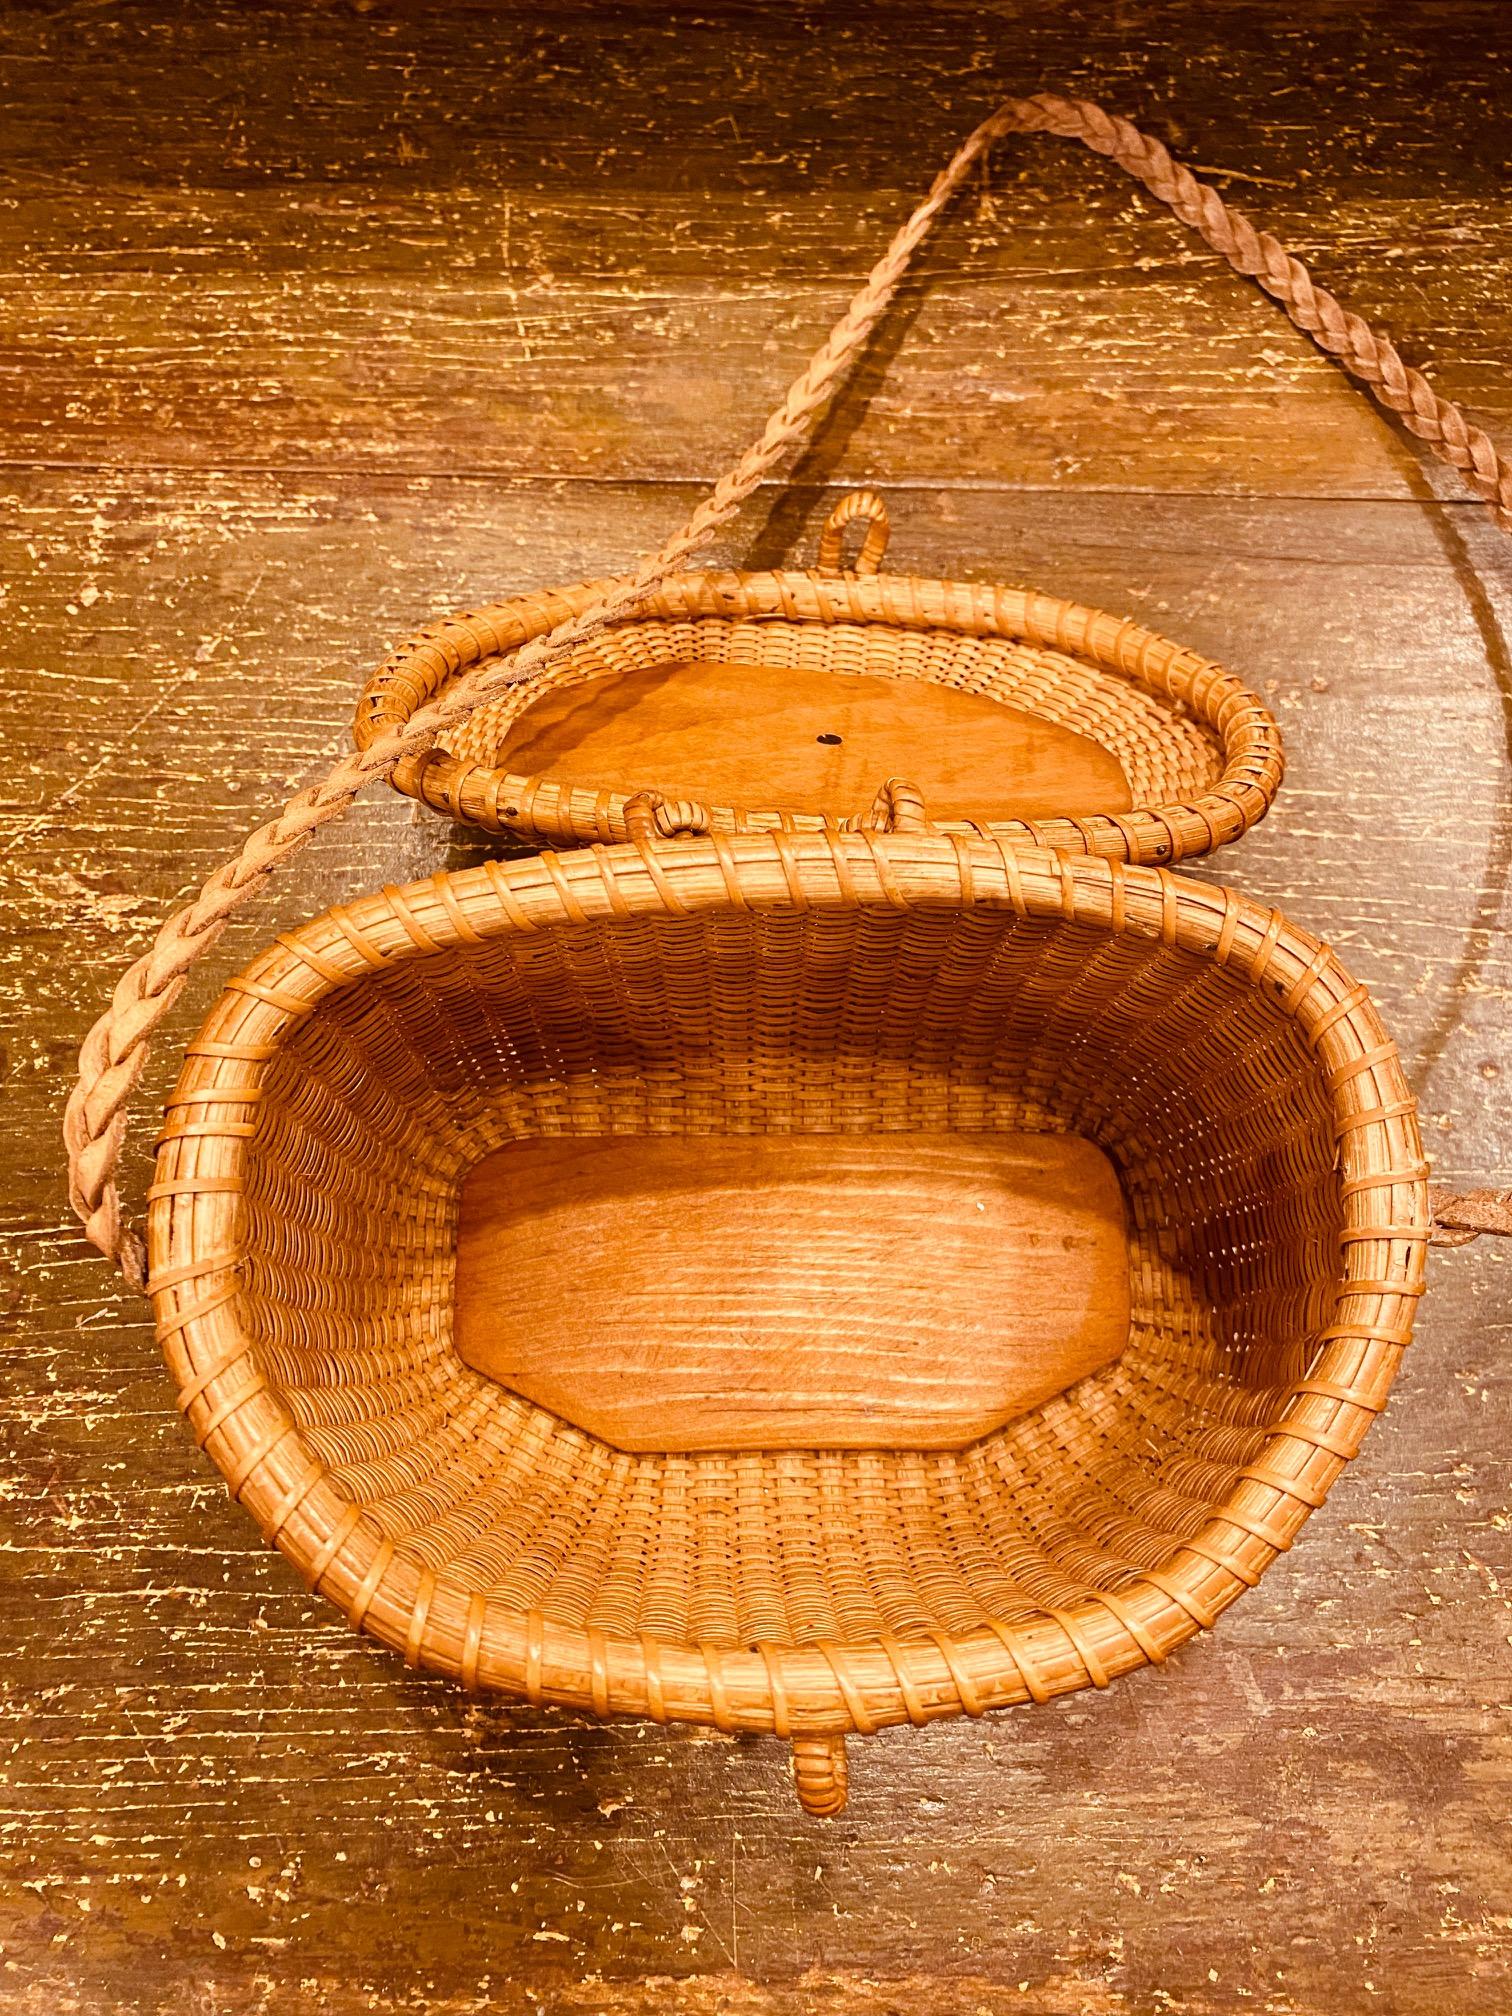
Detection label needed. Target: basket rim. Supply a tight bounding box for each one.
[148,832,1426,1737]
[352,565,1285,861]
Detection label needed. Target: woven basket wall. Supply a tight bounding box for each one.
[148,830,1426,1814]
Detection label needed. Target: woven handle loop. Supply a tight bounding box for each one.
[63,90,1512,1287]
[861,777,931,832]
[815,488,891,576]
[622,790,711,844]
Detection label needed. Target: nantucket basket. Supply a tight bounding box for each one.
[354,487,1285,863]
[64,92,1511,1817]
[136,821,1429,1814]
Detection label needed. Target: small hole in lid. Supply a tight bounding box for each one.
[816,732,842,746]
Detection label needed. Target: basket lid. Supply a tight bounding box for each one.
[345,79,1512,863]
[354,490,1284,866]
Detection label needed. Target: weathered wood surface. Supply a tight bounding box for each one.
[5,1,1512,498]
[1,3,1510,2012]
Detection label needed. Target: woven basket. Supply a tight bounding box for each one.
[355,491,1284,864]
[147,821,1427,1814]
[71,91,1510,1820]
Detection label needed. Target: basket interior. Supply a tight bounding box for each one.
[452,1128,1132,1452]
[227,897,1347,1647]
[442,617,1225,824]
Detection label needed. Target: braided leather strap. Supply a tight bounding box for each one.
[63,92,1512,1284]
[1012,98,1512,525]
[1430,1187,1512,1247]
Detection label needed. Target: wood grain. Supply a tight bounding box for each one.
[455,1132,1131,1451]
[494,656,1134,822]
[3,2,1511,2010]
[3,2,1511,499]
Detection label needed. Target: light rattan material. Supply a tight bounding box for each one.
[146,830,1428,1814]
[354,537,1281,856]
[62,92,1505,1819]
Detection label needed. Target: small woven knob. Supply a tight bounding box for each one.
[622,791,710,845]
[862,777,930,833]
[815,490,890,577]
[791,1733,848,1817]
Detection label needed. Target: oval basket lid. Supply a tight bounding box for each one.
[355,490,1284,865]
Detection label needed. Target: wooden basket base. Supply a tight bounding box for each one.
[455,1130,1131,1454]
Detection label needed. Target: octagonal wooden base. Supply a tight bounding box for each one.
[454,1130,1131,1454]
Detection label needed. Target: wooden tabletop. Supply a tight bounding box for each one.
[3,5,1509,2011]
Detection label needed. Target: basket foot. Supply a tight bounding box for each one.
[790,1733,848,1817]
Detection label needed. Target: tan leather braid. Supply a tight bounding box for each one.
[64,91,1512,1286]
[1429,1186,1512,1247]
[1013,97,1512,525]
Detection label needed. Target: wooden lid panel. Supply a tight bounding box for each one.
[496,658,1134,824]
